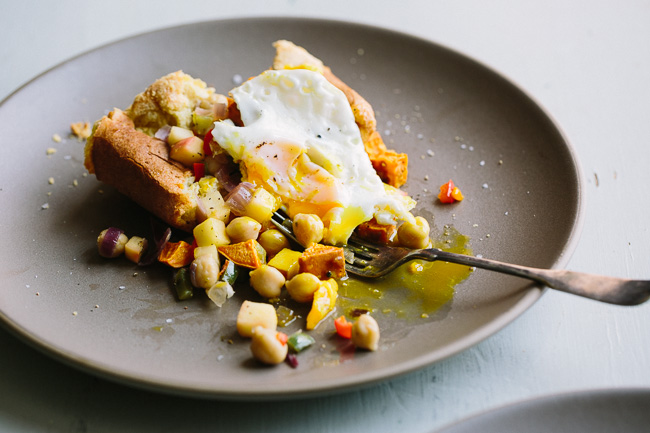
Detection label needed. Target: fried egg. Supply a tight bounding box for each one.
[210,69,414,245]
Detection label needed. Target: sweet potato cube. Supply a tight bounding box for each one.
[356,218,397,244]
[158,240,195,268]
[298,243,346,279]
[218,239,266,269]
[267,248,303,277]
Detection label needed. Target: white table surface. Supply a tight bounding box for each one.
[2,1,650,432]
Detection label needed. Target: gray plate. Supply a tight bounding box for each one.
[434,388,650,433]
[0,17,583,399]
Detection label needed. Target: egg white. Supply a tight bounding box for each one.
[210,68,414,245]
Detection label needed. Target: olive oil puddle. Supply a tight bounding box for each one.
[338,225,473,321]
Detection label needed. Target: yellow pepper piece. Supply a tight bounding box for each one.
[267,248,302,277]
[306,278,338,330]
[451,187,464,202]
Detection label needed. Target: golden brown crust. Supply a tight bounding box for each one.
[86,109,197,231]
[320,67,377,141]
[125,70,219,135]
[272,40,325,72]
[85,71,223,232]
[271,40,377,138]
[85,43,407,236]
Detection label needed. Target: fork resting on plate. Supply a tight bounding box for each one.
[271,211,650,306]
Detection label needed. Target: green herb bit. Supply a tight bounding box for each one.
[287,332,315,353]
[173,268,194,300]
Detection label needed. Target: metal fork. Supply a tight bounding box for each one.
[271,211,650,306]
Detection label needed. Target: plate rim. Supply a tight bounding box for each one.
[0,15,585,400]
[433,387,650,433]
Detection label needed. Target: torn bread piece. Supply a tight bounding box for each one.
[85,44,407,235]
[85,109,198,231]
[85,71,231,232]
[126,70,223,135]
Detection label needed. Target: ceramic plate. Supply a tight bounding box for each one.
[434,388,650,433]
[0,17,582,399]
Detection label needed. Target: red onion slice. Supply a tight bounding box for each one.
[194,107,213,117]
[285,353,299,368]
[98,227,125,258]
[224,182,255,216]
[154,125,171,142]
[215,166,241,193]
[138,218,172,266]
[195,197,209,224]
[214,100,228,119]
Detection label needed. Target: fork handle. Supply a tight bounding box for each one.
[417,249,650,306]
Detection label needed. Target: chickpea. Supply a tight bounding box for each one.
[250,326,288,365]
[249,265,285,298]
[397,216,431,249]
[190,254,220,289]
[285,272,321,303]
[351,314,380,351]
[292,213,324,247]
[226,216,262,244]
[258,229,289,256]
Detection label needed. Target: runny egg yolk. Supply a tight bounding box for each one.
[245,140,340,204]
[210,69,414,245]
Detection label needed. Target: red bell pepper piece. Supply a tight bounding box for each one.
[334,315,352,339]
[203,129,213,157]
[193,162,205,181]
[438,179,464,203]
[276,332,288,345]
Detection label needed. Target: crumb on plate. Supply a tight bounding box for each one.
[70,122,91,140]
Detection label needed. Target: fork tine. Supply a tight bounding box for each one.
[271,210,303,248]
[346,236,380,252]
[272,210,394,278]
[348,256,372,268]
[344,244,376,260]
[346,236,380,260]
